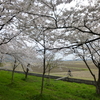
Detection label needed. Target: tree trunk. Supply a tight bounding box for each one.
[11,59,17,83]
[11,67,15,83]
[25,68,29,80]
[40,71,45,95]
[40,32,46,95]
[96,67,100,94]
[40,47,46,95]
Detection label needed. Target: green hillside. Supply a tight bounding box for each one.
[0,70,99,100]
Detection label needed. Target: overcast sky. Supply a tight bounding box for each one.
[57,0,96,11]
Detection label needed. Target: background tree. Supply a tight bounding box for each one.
[21,63,31,80]
[0,33,39,82]
[11,58,20,83]
[45,53,60,85]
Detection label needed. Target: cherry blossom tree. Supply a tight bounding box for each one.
[72,39,100,94]
[0,33,39,82]
[45,52,60,85]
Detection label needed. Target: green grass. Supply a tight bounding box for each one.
[63,66,88,71]
[0,70,100,100]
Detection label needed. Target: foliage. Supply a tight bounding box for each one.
[0,70,100,100]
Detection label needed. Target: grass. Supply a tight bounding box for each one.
[61,66,88,71]
[0,70,100,100]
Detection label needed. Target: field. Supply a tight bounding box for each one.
[2,60,98,80]
[0,70,100,100]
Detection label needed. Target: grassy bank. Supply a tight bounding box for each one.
[0,70,99,100]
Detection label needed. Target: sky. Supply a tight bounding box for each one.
[57,0,96,11]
